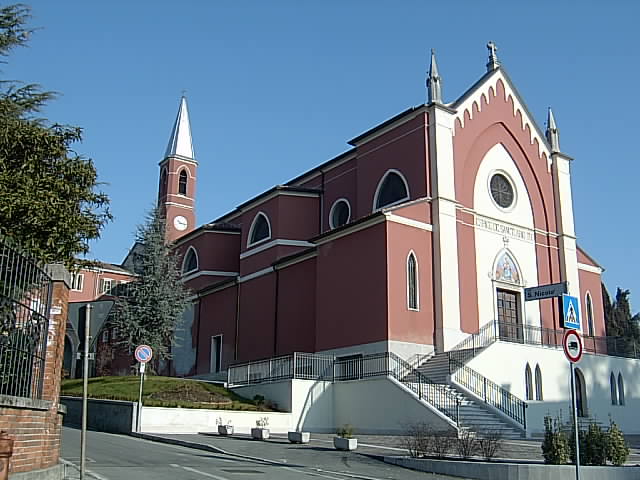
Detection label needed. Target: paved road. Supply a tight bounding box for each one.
[61,427,459,480]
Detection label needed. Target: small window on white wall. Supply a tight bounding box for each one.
[610,372,618,405]
[525,364,533,401]
[248,212,271,247]
[535,364,543,401]
[407,252,418,310]
[618,373,625,406]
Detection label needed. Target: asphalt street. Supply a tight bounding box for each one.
[61,427,459,480]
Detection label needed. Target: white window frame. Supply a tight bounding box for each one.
[406,251,419,311]
[247,211,272,248]
[329,198,352,229]
[525,363,533,401]
[181,246,199,275]
[372,169,410,212]
[534,364,543,401]
[178,168,189,196]
[102,330,109,343]
[72,273,84,292]
[585,292,594,336]
[100,278,113,294]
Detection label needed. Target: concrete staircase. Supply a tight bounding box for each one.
[410,352,526,440]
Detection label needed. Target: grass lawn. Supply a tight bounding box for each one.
[61,376,273,410]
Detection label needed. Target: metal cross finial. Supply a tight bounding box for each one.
[486,41,500,71]
[181,89,187,98]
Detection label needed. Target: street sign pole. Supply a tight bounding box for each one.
[80,304,91,480]
[570,361,581,480]
[136,362,145,432]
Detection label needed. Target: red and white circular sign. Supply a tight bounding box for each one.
[563,329,583,363]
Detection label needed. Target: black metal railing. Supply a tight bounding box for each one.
[0,236,52,400]
[450,357,526,428]
[227,352,334,386]
[333,351,460,425]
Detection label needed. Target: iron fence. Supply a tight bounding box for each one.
[227,352,333,386]
[334,351,460,425]
[0,236,52,400]
[450,357,526,428]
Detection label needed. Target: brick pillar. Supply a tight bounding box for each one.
[42,264,71,404]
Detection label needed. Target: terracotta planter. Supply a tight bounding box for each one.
[288,431,310,444]
[251,428,270,440]
[333,436,357,451]
[218,425,234,435]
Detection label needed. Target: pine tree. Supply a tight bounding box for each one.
[112,209,191,360]
[602,284,640,352]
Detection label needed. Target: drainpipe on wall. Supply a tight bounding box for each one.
[0,431,13,480]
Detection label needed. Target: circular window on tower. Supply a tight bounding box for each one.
[489,172,516,209]
[329,198,351,229]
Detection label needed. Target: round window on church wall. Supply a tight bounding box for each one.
[329,199,351,229]
[490,173,515,209]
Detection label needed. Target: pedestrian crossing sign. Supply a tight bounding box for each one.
[562,294,580,330]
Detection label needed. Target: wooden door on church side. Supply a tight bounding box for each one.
[497,289,523,342]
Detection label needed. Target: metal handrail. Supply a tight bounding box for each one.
[227,352,334,386]
[450,356,526,429]
[334,351,460,425]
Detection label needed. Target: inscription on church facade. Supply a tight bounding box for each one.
[474,216,534,242]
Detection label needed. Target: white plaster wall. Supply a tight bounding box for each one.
[232,381,293,412]
[140,406,292,434]
[291,380,334,433]
[333,377,456,435]
[473,143,540,327]
[466,341,640,435]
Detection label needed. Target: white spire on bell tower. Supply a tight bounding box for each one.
[164,95,195,161]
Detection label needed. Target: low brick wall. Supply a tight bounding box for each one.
[0,396,65,475]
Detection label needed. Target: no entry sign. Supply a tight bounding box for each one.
[134,344,153,364]
[563,329,583,363]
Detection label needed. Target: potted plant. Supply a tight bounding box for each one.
[251,416,270,440]
[288,430,310,444]
[333,424,357,451]
[216,417,233,436]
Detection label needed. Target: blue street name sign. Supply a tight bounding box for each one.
[562,295,581,330]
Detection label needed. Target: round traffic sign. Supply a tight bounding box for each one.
[563,329,583,363]
[134,344,153,364]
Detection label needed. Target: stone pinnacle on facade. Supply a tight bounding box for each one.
[546,107,560,152]
[427,49,443,104]
[486,41,500,72]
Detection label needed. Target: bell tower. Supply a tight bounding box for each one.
[158,96,197,243]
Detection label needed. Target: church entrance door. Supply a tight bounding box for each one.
[497,289,523,342]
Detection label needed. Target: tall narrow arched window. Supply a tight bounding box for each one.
[182,247,198,275]
[535,364,543,401]
[160,167,168,197]
[525,364,533,401]
[373,170,409,210]
[179,169,188,195]
[407,252,418,310]
[586,293,594,337]
[248,212,271,247]
[610,372,618,405]
[618,373,625,406]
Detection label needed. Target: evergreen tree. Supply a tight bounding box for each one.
[602,284,640,351]
[0,4,111,267]
[112,209,191,360]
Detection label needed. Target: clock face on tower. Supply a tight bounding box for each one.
[173,215,188,231]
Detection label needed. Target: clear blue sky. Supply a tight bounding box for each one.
[8,1,639,310]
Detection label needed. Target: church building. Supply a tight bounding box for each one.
[147,43,637,436]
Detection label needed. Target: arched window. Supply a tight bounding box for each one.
[535,364,543,401]
[373,170,409,210]
[610,372,617,405]
[179,169,188,196]
[586,293,594,337]
[618,373,625,406]
[525,364,533,401]
[407,252,418,310]
[182,247,198,275]
[160,167,168,197]
[248,212,271,247]
[329,199,351,229]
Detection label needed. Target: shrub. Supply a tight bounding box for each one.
[541,415,569,465]
[431,431,454,458]
[583,422,607,466]
[255,416,269,428]
[336,424,354,438]
[455,429,479,459]
[477,430,503,461]
[607,420,629,466]
[402,422,433,458]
